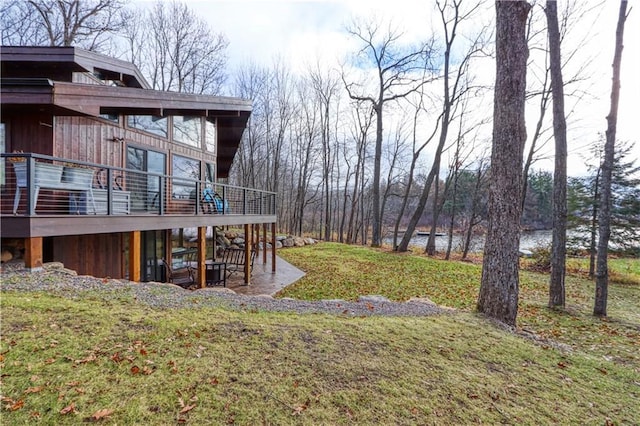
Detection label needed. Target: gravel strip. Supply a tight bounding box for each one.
[0,262,449,317]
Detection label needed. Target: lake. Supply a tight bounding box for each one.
[385,230,553,253]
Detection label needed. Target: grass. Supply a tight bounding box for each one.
[1,243,639,424]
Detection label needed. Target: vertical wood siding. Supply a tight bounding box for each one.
[52,233,124,278]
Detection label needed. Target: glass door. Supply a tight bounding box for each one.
[142,230,165,282]
[127,147,166,212]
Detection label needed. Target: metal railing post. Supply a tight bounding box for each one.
[107,168,113,215]
[243,188,247,215]
[195,181,201,215]
[27,157,35,216]
[158,175,165,215]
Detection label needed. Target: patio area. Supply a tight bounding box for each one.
[222,251,305,296]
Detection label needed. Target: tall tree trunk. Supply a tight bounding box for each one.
[477,0,530,327]
[371,103,383,247]
[594,0,628,317]
[546,0,568,309]
[588,167,600,278]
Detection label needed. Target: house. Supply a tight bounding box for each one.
[0,46,277,286]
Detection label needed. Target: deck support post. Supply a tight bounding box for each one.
[129,231,141,282]
[244,223,251,285]
[271,222,276,273]
[24,237,43,270]
[263,223,267,264]
[197,226,206,288]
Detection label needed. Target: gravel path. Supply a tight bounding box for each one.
[1,261,449,317]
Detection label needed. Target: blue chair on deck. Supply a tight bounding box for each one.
[202,188,229,214]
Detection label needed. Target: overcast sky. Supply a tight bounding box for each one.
[181,0,639,174]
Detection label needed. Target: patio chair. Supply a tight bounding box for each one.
[160,259,195,289]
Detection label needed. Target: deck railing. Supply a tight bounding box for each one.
[1,153,276,217]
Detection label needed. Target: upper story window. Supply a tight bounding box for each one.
[205,119,216,153]
[99,113,119,123]
[173,116,201,148]
[172,154,200,199]
[128,115,168,138]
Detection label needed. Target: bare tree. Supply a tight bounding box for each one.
[594,0,629,317]
[477,0,531,326]
[342,18,435,247]
[397,0,488,252]
[546,0,568,309]
[1,0,126,50]
[123,0,228,94]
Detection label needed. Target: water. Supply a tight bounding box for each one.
[385,230,553,253]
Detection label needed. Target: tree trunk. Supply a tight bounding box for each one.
[477,0,530,327]
[546,0,568,309]
[594,0,628,317]
[371,103,383,247]
[588,167,600,278]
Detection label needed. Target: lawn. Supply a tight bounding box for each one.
[1,243,639,424]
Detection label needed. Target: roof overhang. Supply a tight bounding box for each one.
[1,46,150,88]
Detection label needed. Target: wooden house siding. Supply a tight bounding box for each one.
[52,233,124,278]
[4,113,54,155]
[53,116,124,168]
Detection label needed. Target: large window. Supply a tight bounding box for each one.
[172,154,200,199]
[205,119,216,153]
[126,146,166,212]
[128,115,168,138]
[173,116,201,148]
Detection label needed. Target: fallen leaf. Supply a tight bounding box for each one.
[180,404,196,414]
[140,348,147,356]
[75,353,97,364]
[111,353,123,363]
[24,386,44,394]
[8,399,24,411]
[30,411,40,419]
[91,408,114,420]
[60,402,76,415]
[130,365,140,375]
[597,367,608,375]
[292,404,307,415]
[557,361,568,369]
[411,407,419,415]
[45,358,56,364]
[209,377,219,385]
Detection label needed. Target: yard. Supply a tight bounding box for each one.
[1,243,638,424]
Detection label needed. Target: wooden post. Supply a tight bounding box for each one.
[129,231,141,282]
[197,226,206,289]
[271,222,276,273]
[212,226,218,261]
[263,223,267,264]
[24,237,43,270]
[244,223,251,285]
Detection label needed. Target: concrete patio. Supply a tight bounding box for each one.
[222,251,306,296]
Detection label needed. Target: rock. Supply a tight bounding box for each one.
[407,297,437,306]
[282,237,294,247]
[304,238,316,245]
[293,237,305,247]
[275,241,283,249]
[232,237,245,245]
[225,231,239,239]
[43,262,65,270]
[1,250,13,263]
[357,295,391,304]
[276,235,287,242]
